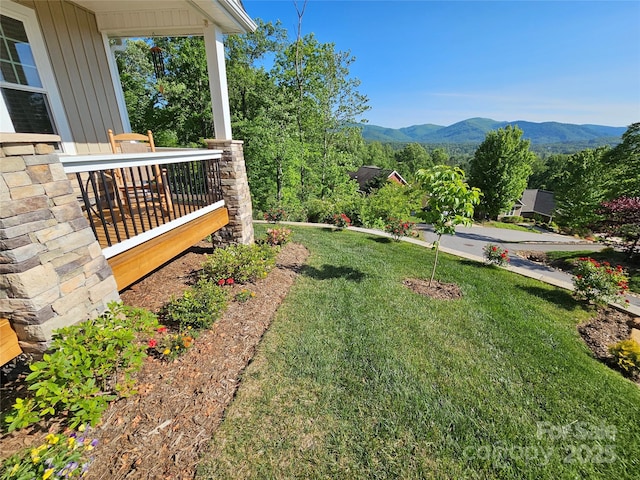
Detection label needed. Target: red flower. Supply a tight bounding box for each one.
[217,279,225,286]
[148,339,157,348]
[226,278,235,285]
[492,246,497,251]
[576,275,582,279]
[157,326,167,334]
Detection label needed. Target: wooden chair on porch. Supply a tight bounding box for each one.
[107,129,173,217]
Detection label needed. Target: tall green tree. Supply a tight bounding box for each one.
[469,125,536,219]
[273,33,370,201]
[554,147,609,232]
[602,122,640,198]
[395,143,433,179]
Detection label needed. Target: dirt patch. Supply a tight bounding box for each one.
[0,241,309,479]
[403,278,463,300]
[578,308,640,384]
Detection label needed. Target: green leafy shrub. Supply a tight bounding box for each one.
[1,430,98,479]
[483,243,510,266]
[5,303,158,432]
[202,243,278,284]
[384,218,418,241]
[608,339,640,377]
[264,207,286,223]
[573,257,630,306]
[265,227,292,246]
[331,213,351,228]
[163,278,227,330]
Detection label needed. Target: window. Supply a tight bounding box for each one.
[0,13,56,134]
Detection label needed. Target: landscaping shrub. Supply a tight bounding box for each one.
[5,303,158,431]
[483,243,510,266]
[1,430,98,479]
[265,227,292,246]
[263,207,286,223]
[608,339,640,377]
[572,257,630,306]
[164,278,227,330]
[331,213,351,229]
[202,243,278,284]
[147,326,196,361]
[384,218,418,241]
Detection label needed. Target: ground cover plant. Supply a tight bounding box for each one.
[199,225,640,480]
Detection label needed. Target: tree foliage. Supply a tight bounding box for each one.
[597,196,640,256]
[416,165,481,284]
[554,147,609,232]
[469,125,536,219]
[602,122,640,199]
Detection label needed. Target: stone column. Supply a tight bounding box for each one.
[204,139,254,246]
[0,134,120,353]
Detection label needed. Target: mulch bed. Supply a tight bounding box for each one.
[403,278,463,300]
[0,241,309,479]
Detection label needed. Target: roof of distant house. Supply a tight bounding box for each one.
[348,166,407,191]
[520,189,555,216]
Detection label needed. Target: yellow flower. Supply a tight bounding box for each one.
[10,464,19,475]
[163,348,171,355]
[45,433,59,445]
[68,436,76,448]
[43,468,55,479]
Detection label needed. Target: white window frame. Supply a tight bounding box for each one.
[0,1,75,153]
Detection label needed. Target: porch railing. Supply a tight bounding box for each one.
[62,149,224,259]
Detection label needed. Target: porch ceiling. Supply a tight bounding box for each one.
[72,0,256,36]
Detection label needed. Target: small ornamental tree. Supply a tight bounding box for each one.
[597,196,640,257]
[416,165,482,285]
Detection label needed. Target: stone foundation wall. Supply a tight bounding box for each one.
[0,134,119,353]
[205,139,254,246]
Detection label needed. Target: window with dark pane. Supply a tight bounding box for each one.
[0,14,54,134]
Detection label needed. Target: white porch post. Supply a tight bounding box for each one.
[203,23,232,140]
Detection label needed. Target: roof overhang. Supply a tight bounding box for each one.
[72,0,256,36]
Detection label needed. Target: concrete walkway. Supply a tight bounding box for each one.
[265,221,639,315]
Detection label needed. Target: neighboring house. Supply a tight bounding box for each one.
[0,0,257,356]
[505,189,556,222]
[349,165,407,193]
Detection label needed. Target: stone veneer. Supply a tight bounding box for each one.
[0,134,120,353]
[205,139,254,246]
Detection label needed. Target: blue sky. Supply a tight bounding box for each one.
[242,0,640,128]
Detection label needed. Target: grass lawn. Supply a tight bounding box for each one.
[197,225,639,480]
[545,249,640,294]
[477,221,542,233]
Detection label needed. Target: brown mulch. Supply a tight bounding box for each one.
[0,241,309,479]
[403,278,463,300]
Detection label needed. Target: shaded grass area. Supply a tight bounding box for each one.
[198,225,640,480]
[545,249,640,294]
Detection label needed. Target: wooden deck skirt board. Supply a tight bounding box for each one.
[0,318,22,366]
[108,207,229,290]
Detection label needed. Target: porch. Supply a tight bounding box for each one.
[62,149,230,290]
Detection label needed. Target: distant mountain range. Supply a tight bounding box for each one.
[359,118,627,145]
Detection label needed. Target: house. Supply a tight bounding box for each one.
[348,166,407,193]
[0,0,257,356]
[505,189,556,222]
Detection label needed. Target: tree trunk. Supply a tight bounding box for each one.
[429,235,442,286]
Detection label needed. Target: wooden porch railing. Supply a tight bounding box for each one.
[62,149,229,290]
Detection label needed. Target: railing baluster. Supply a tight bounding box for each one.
[64,151,225,253]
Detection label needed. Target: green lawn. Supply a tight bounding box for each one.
[197,225,639,480]
[478,220,541,233]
